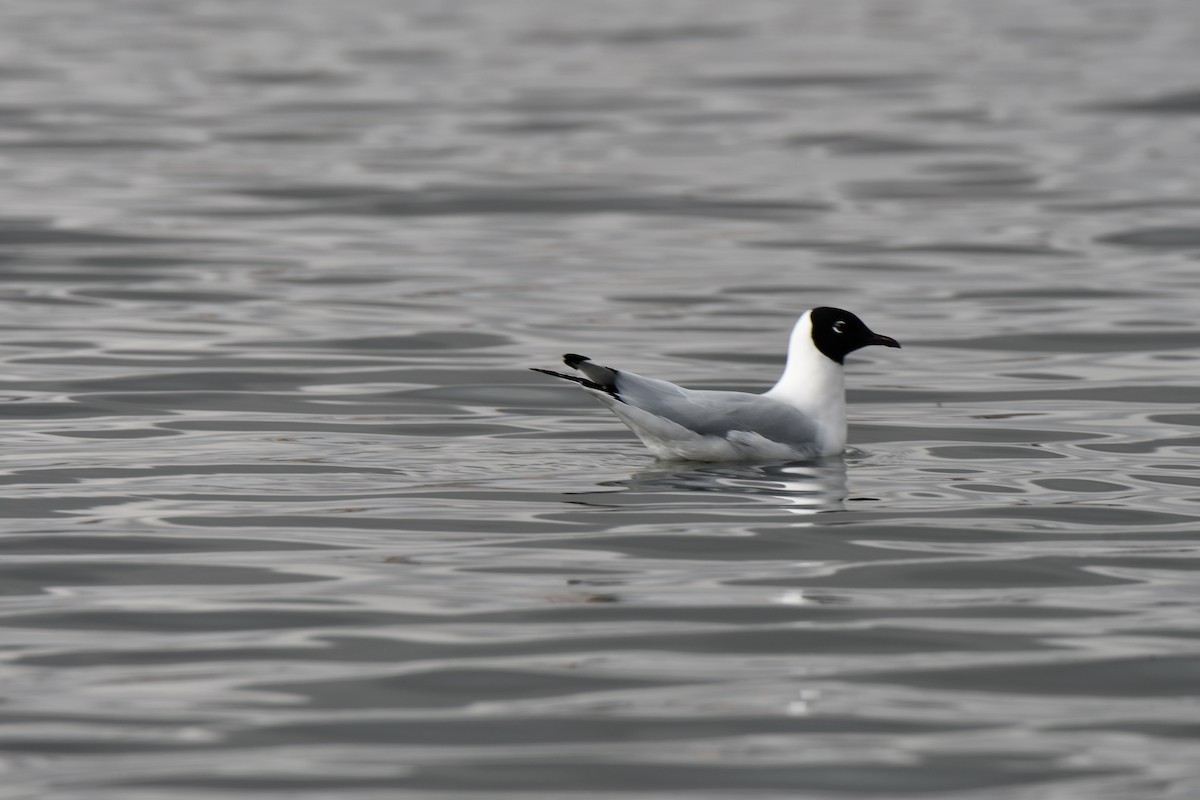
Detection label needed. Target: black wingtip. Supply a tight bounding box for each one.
[563,353,590,369]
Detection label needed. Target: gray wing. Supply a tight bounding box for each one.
[611,369,820,446]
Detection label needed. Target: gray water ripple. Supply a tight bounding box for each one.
[17,604,1122,671]
[221,183,830,221]
[255,667,679,710]
[1086,88,1200,115]
[0,561,330,596]
[844,653,1200,698]
[734,557,1167,590]
[1097,226,1200,249]
[786,131,1002,156]
[0,535,344,555]
[228,712,985,748]
[524,23,751,47]
[105,757,1112,795]
[698,71,934,91]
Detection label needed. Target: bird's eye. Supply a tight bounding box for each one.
[832,320,847,334]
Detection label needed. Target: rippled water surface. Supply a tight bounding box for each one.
[4,1,1200,797]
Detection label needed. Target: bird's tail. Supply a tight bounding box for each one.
[528,367,607,392]
[530,353,621,399]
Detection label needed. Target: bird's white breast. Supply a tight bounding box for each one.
[764,312,847,454]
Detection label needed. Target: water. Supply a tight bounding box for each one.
[2,0,1200,797]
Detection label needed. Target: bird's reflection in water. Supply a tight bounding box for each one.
[616,457,848,517]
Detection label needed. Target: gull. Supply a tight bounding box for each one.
[531,307,900,461]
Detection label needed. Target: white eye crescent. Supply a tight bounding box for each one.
[833,320,847,334]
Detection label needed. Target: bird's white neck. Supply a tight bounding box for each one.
[764,311,846,453]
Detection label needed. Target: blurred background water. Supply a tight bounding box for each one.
[2,0,1200,797]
